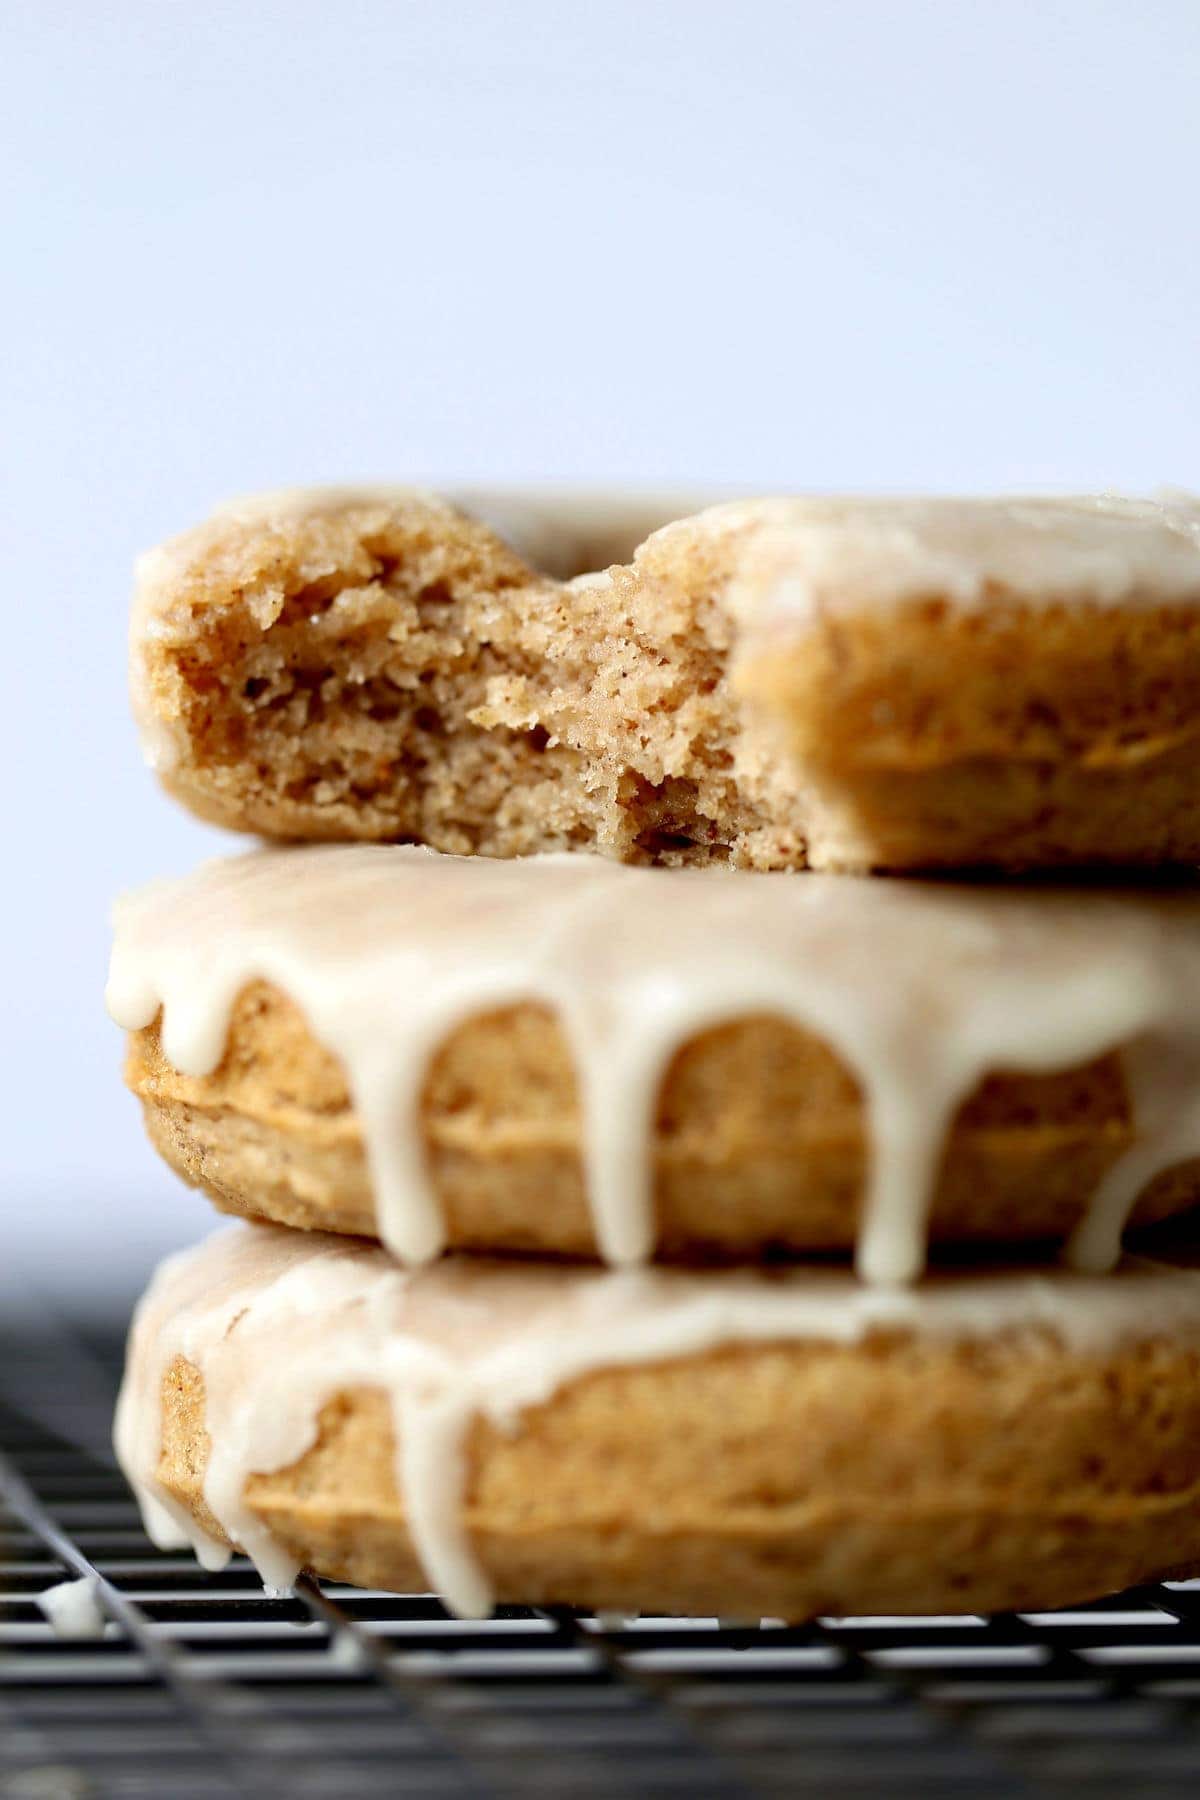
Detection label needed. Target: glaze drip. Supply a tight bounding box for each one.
[106,846,1200,1283]
[115,1224,1200,1619]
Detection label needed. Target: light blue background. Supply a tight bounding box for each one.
[4,0,1198,1304]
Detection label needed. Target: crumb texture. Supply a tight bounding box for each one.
[134,491,1200,869]
[135,493,800,868]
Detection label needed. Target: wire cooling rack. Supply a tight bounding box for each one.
[5,1318,1200,1799]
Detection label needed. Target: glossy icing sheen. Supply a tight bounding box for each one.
[115,1223,1200,1618]
[106,846,1200,1283]
[708,491,1200,619]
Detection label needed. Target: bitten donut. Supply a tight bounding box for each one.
[107,847,1200,1283]
[130,488,1200,873]
[116,1223,1200,1620]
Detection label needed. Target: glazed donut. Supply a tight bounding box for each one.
[116,1222,1200,1620]
[107,846,1200,1282]
[130,488,1200,875]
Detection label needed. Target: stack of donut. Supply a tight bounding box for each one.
[108,489,1200,1619]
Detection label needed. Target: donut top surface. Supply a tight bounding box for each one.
[712,491,1200,618]
[115,1221,1200,1618]
[106,846,1200,1283]
[138,483,723,590]
[136,486,1200,627]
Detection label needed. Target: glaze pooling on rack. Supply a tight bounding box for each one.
[106,845,1200,1284]
[36,1576,108,1640]
[115,1223,1200,1619]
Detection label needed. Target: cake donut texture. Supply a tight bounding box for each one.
[116,1223,1200,1620]
[130,488,1200,874]
[107,847,1200,1283]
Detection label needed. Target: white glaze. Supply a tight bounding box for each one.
[711,491,1200,622]
[115,1223,1200,1619]
[37,1577,108,1640]
[106,845,1200,1283]
[328,1628,370,1672]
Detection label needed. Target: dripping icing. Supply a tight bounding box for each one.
[115,1224,1200,1620]
[106,846,1200,1284]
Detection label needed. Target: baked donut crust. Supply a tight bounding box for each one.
[125,981,1200,1260]
[135,1236,1200,1619]
[131,489,1200,873]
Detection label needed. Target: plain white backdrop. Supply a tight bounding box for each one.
[3,0,1198,1307]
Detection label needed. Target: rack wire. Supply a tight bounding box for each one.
[5,1317,1200,1798]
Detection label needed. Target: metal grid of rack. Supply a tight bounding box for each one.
[5,1319,1200,1798]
